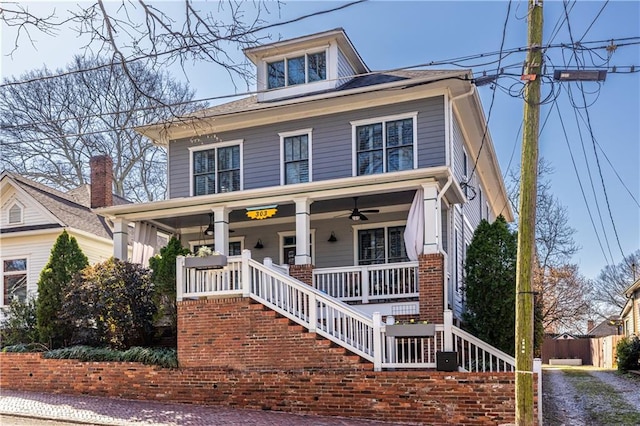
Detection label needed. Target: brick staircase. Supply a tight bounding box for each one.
[177,297,373,371]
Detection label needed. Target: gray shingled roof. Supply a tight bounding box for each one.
[2,172,112,240]
[191,69,468,119]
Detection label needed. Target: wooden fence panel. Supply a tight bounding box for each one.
[542,335,624,367]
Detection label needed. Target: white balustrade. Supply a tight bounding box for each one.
[313,262,418,304]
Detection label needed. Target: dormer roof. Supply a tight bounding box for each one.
[244,28,370,102]
[243,28,368,74]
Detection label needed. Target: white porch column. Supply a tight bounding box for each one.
[212,207,230,255]
[113,218,129,260]
[422,181,440,254]
[293,197,312,265]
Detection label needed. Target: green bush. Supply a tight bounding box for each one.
[37,230,88,348]
[44,345,177,368]
[61,258,157,349]
[148,236,189,340]
[0,297,39,348]
[616,335,640,371]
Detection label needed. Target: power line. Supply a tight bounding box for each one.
[553,99,613,267]
[464,0,512,189]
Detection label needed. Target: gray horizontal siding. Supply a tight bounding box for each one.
[168,96,446,199]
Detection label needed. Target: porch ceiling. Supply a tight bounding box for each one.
[94,167,463,229]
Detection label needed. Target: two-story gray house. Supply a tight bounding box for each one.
[97,29,513,370]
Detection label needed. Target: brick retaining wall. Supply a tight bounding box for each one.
[1,297,539,424]
[0,352,529,425]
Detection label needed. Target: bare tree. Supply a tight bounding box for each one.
[509,159,589,332]
[534,264,591,334]
[590,250,639,317]
[0,55,204,202]
[1,1,278,93]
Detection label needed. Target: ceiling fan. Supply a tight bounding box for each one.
[346,197,380,221]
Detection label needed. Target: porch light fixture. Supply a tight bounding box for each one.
[204,213,214,236]
[553,69,607,81]
[254,239,264,249]
[328,231,337,242]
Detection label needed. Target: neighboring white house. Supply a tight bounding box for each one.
[621,278,640,336]
[0,156,121,308]
[97,28,513,325]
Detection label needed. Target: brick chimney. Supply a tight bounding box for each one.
[90,155,113,208]
[587,319,595,333]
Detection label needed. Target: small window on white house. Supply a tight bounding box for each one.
[8,203,23,224]
[2,258,27,305]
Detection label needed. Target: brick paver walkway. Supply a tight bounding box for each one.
[0,390,402,425]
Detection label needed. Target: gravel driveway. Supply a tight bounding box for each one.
[542,366,640,425]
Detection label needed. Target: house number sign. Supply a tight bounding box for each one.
[246,205,278,220]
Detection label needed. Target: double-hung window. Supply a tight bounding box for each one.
[2,258,27,305]
[280,129,312,185]
[353,113,417,176]
[267,51,327,89]
[191,141,242,196]
[357,224,409,265]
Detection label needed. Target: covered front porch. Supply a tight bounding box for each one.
[100,168,464,321]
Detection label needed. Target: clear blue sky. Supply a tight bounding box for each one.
[2,1,638,281]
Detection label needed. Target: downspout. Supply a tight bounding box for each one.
[436,174,453,311]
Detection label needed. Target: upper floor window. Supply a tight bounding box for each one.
[190,141,243,196]
[352,113,417,176]
[2,258,27,305]
[8,202,23,224]
[267,51,327,89]
[280,129,312,185]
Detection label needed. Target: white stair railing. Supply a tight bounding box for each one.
[452,326,515,372]
[247,257,378,364]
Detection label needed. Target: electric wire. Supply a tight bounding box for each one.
[553,98,613,267]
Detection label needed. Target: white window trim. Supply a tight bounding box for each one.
[1,256,29,306]
[277,229,316,265]
[7,200,24,225]
[350,112,419,176]
[351,220,407,265]
[189,236,245,254]
[188,140,244,196]
[279,128,313,185]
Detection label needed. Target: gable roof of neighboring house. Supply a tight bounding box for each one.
[0,172,114,240]
[623,277,640,298]
[586,316,622,337]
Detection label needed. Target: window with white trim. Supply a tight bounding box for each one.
[2,258,27,305]
[8,203,23,224]
[280,129,312,185]
[357,225,408,265]
[267,51,326,89]
[352,113,417,176]
[278,231,315,265]
[190,141,242,196]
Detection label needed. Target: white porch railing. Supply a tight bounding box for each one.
[313,262,419,303]
[176,251,516,373]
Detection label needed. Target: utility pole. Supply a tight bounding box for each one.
[516,1,543,425]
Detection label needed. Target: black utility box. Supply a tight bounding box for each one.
[436,351,458,371]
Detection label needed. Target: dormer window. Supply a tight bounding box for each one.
[8,202,23,225]
[267,51,327,89]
